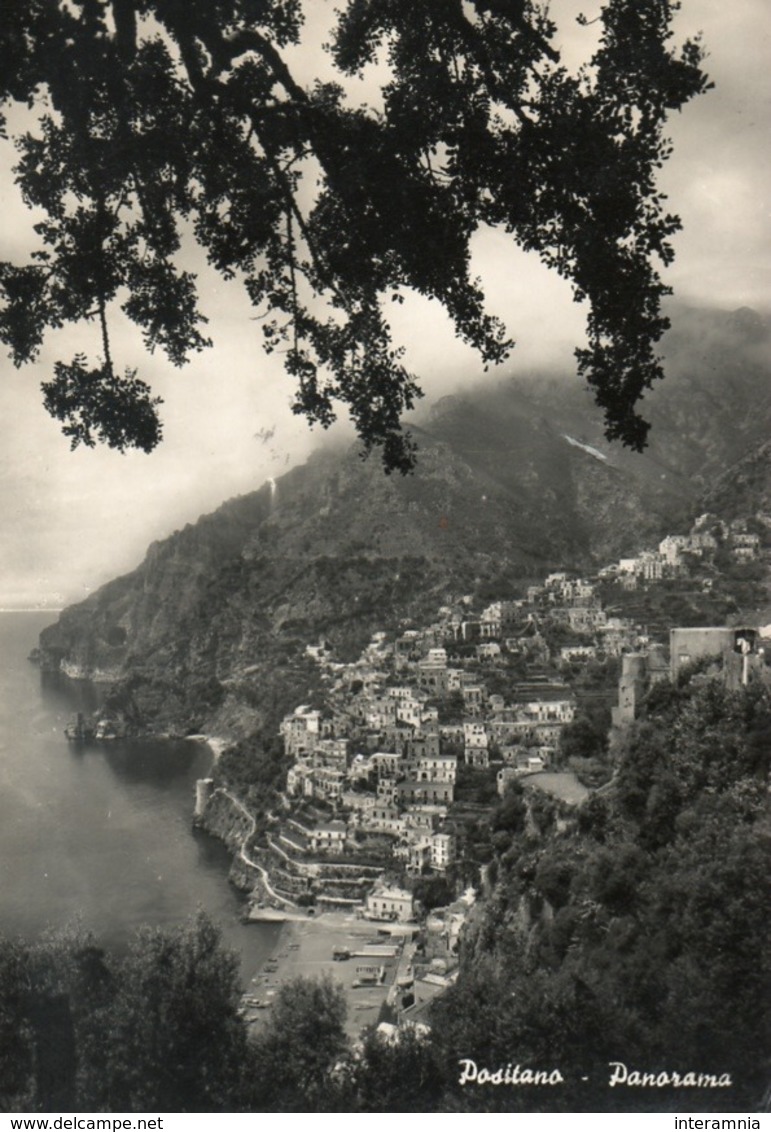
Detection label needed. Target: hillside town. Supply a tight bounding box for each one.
[184,507,771,1035]
[233,512,769,931]
[598,513,762,585]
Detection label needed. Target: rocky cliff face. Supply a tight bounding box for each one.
[36,305,771,741]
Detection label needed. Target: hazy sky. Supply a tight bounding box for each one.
[0,0,769,608]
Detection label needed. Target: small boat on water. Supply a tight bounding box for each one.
[64,713,95,742]
[64,712,127,742]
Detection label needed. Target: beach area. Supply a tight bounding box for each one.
[190,734,231,761]
[240,911,419,1039]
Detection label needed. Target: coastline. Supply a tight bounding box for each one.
[190,733,231,762]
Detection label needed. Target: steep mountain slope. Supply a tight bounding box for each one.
[512,304,771,493]
[648,305,771,484]
[36,305,771,740]
[701,437,771,526]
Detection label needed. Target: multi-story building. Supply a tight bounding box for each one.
[659,535,688,567]
[397,779,455,805]
[366,804,405,836]
[431,832,455,871]
[639,551,664,582]
[521,698,576,724]
[463,721,489,767]
[309,821,348,854]
[365,884,415,922]
[567,606,607,632]
[312,737,349,769]
[280,705,322,758]
[408,838,432,873]
[370,751,403,780]
[395,697,423,728]
[364,696,398,730]
[462,684,486,714]
[403,754,458,784]
[597,618,636,656]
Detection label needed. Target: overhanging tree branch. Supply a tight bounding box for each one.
[0,0,712,472]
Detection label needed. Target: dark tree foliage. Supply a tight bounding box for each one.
[559,707,611,762]
[245,976,349,1111]
[0,914,249,1113]
[491,779,527,834]
[0,939,35,1112]
[0,0,710,471]
[100,914,248,1112]
[409,873,456,912]
[343,1026,447,1112]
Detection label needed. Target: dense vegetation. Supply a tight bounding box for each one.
[0,914,248,1113]
[0,1,710,470]
[427,675,771,1112]
[3,669,768,1113]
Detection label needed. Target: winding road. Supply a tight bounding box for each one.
[218,787,298,909]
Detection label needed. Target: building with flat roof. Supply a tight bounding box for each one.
[365,884,415,922]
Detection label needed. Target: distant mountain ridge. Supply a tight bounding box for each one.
[36,304,771,740]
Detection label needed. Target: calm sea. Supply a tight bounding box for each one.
[0,611,279,978]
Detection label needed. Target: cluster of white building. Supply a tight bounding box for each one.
[600,516,761,589]
[278,597,591,892]
[272,508,769,922]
